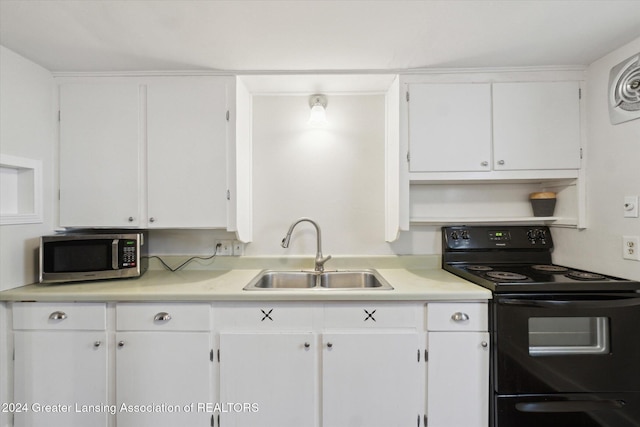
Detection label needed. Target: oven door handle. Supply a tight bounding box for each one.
[516,399,625,413]
[500,297,640,309]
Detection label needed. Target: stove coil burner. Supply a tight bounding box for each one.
[485,271,530,281]
[532,265,570,273]
[566,271,606,281]
[466,265,493,272]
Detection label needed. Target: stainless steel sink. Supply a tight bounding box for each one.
[245,271,317,289]
[243,269,393,291]
[319,270,392,289]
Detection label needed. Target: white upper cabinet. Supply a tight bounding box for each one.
[409,83,492,172]
[58,76,239,231]
[406,80,582,177]
[59,83,143,227]
[146,78,228,228]
[492,81,581,171]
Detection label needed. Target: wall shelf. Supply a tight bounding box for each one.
[0,154,43,225]
[411,216,558,224]
[408,179,585,229]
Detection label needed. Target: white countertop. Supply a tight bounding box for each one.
[0,263,491,302]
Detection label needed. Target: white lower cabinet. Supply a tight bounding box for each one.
[8,300,489,427]
[115,331,212,427]
[216,302,425,427]
[427,302,490,427]
[12,303,108,427]
[322,332,421,427]
[115,303,213,427]
[427,331,490,427]
[219,332,317,427]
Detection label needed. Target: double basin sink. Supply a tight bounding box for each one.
[243,269,393,291]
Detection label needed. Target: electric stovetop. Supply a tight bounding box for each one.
[441,226,640,293]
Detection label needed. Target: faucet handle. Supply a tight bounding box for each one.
[315,254,332,272]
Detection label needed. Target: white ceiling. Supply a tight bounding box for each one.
[1,0,640,73]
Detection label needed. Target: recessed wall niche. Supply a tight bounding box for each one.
[0,154,43,225]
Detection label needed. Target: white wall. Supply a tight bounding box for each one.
[247,94,393,255]
[0,46,55,290]
[553,37,640,280]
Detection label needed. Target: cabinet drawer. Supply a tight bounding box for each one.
[12,303,106,330]
[324,303,419,329]
[116,303,210,331]
[214,303,314,331]
[427,302,487,331]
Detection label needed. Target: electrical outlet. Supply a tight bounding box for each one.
[215,240,233,256]
[232,240,245,256]
[622,236,640,261]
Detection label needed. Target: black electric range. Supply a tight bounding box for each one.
[442,226,640,427]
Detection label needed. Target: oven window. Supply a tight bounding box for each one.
[528,317,610,356]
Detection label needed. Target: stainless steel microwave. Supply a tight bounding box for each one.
[39,231,148,284]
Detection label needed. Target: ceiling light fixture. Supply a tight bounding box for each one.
[308,94,328,127]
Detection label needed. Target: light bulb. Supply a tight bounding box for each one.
[308,95,328,127]
[308,103,327,127]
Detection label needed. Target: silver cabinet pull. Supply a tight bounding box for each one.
[451,312,470,322]
[94,341,102,348]
[48,311,67,321]
[149,217,156,223]
[327,342,333,348]
[304,342,311,348]
[481,161,489,166]
[118,341,125,348]
[497,160,505,165]
[481,341,488,348]
[154,312,172,322]
[128,216,134,222]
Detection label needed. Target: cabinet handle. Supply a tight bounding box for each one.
[48,311,67,321]
[149,217,156,223]
[481,161,489,166]
[481,341,488,348]
[327,342,333,348]
[304,342,311,348]
[497,160,505,165]
[451,312,470,322]
[154,312,172,322]
[128,216,134,222]
[94,341,102,348]
[118,341,125,348]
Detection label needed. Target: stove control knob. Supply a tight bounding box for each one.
[527,229,536,240]
[536,229,547,240]
[450,231,459,240]
[461,230,470,240]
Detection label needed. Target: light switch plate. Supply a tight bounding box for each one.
[624,196,639,218]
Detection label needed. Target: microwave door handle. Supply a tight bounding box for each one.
[112,239,119,270]
[516,400,625,413]
[500,297,640,309]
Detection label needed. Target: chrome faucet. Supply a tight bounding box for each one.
[281,218,332,272]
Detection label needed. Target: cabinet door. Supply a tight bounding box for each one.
[219,332,317,427]
[59,83,143,227]
[427,332,490,427]
[115,332,212,427]
[409,83,492,172]
[13,331,108,427]
[322,332,422,427]
[493,82,581,170]
[147,78,228,228]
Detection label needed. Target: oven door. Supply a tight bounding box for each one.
[493,293,640,394]
[495,393,640,427]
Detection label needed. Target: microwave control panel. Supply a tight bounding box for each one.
[119,239,138,268]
